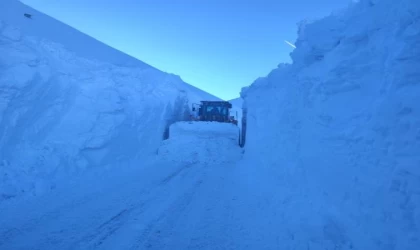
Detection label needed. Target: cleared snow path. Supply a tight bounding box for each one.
[0,122,268,250]
[0,122,358,249]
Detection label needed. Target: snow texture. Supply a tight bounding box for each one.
[0,0,419,249]
[241,0,420,249]
[158,121,241,165]
[0,0,219,202]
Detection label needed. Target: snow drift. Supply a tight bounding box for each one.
[0,0,219,202]
[242,0,420,249]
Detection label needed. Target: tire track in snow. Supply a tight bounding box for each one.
[183,165,239,250]
[160,162,195,185]
[129,164,240,250]
[79,208,133,249]
[0,162,200,250]
[70,163,202,250]
[129,178,205,250]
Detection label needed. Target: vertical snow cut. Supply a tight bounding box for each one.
[0,8,219,202]
[241,0,420,249]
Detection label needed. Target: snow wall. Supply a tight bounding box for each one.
[241,0,420,249]
[0,1,219,202]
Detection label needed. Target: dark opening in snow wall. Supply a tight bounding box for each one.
[0,3,222,203]
[241,0,420,249]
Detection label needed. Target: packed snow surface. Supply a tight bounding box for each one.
[158,121,241,165]
[169,121,239,141]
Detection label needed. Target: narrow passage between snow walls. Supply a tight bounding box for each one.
[0,0,419,249]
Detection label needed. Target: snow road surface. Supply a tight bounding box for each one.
[159,122,241,165]
[0,163,246,250]
[0,122,262,250]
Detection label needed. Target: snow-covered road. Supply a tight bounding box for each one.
[1,122,278,250]
[0,121,335,250]
[0,162,240,250]
[1,116,411,249]
[0,160,283,249]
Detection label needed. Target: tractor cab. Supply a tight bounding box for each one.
[192,101,237,125]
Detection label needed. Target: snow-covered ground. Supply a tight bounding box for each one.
[158,121,241,165]
[0,0,419,249]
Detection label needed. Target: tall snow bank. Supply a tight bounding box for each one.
[0,16,218,202]
[242,0,420,249]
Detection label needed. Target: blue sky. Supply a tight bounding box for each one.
[21,0,350,100]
